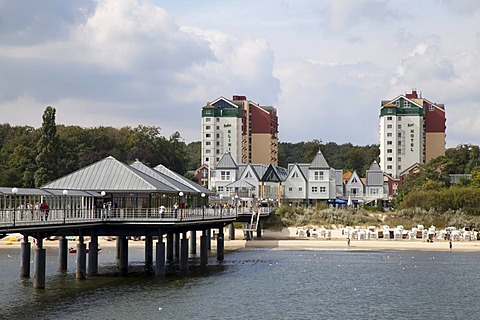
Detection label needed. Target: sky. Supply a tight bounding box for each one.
[0,0,479,147]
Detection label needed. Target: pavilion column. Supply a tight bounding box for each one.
[217,227,224,262]
[200,229,208,265]
[33,237,46,289]
[20,235,31,278]
[59,236,68,271]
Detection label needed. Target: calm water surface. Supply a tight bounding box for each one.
[0,244,479,319]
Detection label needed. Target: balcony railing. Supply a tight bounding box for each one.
[0,206,238,228]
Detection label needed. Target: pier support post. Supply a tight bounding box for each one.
[173,232,180,260]
[155,235,166,278]
[180,232,189,271]
[119,236,129,275]
[87,234,99,276]
[20,235,31,278]
[33,238,46,289]
[59,236,68,271]
[207,228,211,250]
[200,229,208,265]
[229,223,235,240]
[189,230,196,255]
[145,235,153,271]
[116,236,121,264]
[166,232,174,262]
[217,227,224,262]
[256,220,262,239]
[76,236,87,280]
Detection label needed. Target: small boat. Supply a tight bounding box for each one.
[69,247,101,254]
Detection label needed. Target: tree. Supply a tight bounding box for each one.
[34,106,59,187]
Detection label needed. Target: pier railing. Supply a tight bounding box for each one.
[0,206,241,228]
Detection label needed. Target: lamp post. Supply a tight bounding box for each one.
[101,191,106,219]
[12,187,18,226]
[201,192,206,219]
[63,190,68,224]
[234,194,239,217]
[178,191,184,219]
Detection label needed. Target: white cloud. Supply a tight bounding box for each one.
[0,0,479,149]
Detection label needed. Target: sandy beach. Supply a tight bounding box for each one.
[2,228,480,252]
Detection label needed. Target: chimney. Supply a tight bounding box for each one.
[232,95,246,101]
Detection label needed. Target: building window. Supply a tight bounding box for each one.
[398,132,402,137]
[387,133,392,137]
[398,117,402,121]
[398,157,402,162]
[311,186,318,193]
[216,126,220,130]
[320,186,326,193]
[205,141,211,146]
[398,165,402,170]
[404,101,410,108]
[298,187,303,192]
[398,124,402,129]
[205,157,209,162]
[216,134,220,138]
[205,125,211,130]
[387,165,392,170]
[398,141,402,146]
[216,150,220,154]
[216,141,220,146]
[216,157,220,162]
[314,171,324,181]
[387,149,392,153]
[387,157,392,161]
[387,109,393,113]
[398,149,402,153]
[387,124,393,129]
[205,117,211,122]
[205,150,211,154]
[217,186,224,192]
[387,141,392,145]
[216,118,220,121]
[220,171,230,181]
[288,187,293,192]
[387,116,392,121]
[292,172,299,178]
[206,134,211,138]
[429,105,434,112]
[395,100,400,107]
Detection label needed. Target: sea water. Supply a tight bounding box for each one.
[0,245,479,319]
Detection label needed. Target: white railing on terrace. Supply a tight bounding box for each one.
[0,206,239,228]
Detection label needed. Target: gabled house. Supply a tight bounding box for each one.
[344,170,364,200]
[210,152,238,194]
[365,161,387,201]
[284,164,308,202]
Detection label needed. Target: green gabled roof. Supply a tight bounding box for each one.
[380,96,423,117]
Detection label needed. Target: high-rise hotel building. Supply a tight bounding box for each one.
[379,90,446,178]
[201,95,278,170]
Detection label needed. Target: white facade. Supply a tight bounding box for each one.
[379,97,424,178]
[284,165,308,200]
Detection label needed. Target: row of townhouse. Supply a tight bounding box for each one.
[209,149,390,206]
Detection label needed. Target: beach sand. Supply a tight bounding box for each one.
[2,228,480,252]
